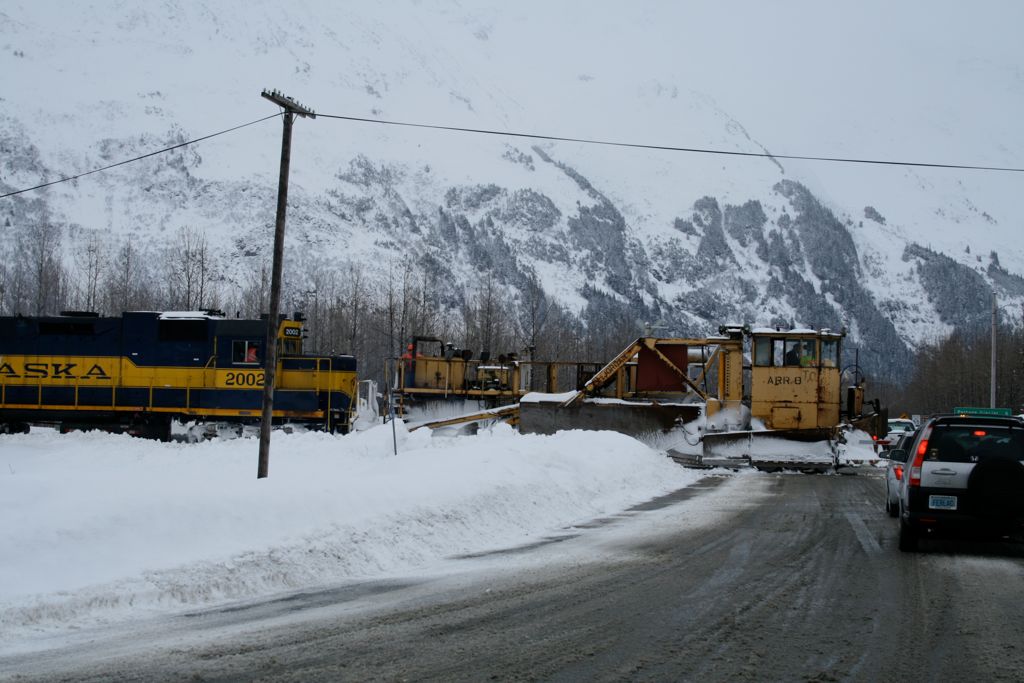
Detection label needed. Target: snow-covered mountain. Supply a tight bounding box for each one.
[2,1,1023,382]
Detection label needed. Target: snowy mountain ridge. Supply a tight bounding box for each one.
[2,1,1023,382]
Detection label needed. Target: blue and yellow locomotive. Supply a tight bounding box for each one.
[0,310,357,439]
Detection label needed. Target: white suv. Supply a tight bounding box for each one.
[892,413,1024,551]
[881,418,916,451]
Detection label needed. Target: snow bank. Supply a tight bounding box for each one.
[0,423,699,639]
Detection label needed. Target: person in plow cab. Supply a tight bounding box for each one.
[799,342,817,367]
[785,340,817,367]
[785,341,802,366]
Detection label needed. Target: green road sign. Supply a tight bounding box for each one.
[953,406,1013,416]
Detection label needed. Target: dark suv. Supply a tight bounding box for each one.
[892,413,1024,552]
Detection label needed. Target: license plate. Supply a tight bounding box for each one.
[929,495,957,510]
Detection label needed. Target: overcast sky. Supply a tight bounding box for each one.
[6,0,1021,164]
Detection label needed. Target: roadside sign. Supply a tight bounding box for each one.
[953,406,1013,417]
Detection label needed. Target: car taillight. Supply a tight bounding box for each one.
[894,464,903,481]
[910,423,932,487]
[910,438,927,487]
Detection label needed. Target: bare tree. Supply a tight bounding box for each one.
[515,271,550,351]
[0,246,21,315]
[462,273,513,356]
[348,264,365,354]
[227,259,269,319]
[166,226,215,309]
[105,237,155,313]
[21,222,64,315]
[72,232,106,313]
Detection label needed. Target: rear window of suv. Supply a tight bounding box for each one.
[925,424,1024,463]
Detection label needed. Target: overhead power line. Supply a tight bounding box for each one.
[318,112,1024,174]
[0,113,282,199]
[3,109,1021,202]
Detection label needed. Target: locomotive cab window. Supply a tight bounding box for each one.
[281,325,302,355]
[232,341,261,365]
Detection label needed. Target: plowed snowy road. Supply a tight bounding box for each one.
[5,470,1024,682]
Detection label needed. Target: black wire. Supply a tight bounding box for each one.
[318,112,1024,173]
[5,108,1020,202]
[0,113,282,199]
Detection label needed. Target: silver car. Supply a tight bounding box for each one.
[894,412,1024,551]
[883,431,915,517]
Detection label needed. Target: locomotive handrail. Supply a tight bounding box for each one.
[326,362,332,431]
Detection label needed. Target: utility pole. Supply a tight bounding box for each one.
[258,89,315,479]
[991,291,997,409]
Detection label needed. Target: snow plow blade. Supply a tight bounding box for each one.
[700,429,836,472]
[675,431,755,469]
[519,398,701,437]
[407,404,520,432]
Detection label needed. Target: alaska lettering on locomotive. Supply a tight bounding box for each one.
[0,362,110,380]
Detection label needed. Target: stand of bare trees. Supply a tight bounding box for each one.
[6,222,1018,407]
[882,325,1024,415]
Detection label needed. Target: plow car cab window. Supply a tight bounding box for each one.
[754,338,772,366]
[799,340,818,367]
[783,340,803,366]
[821,339,838,367]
